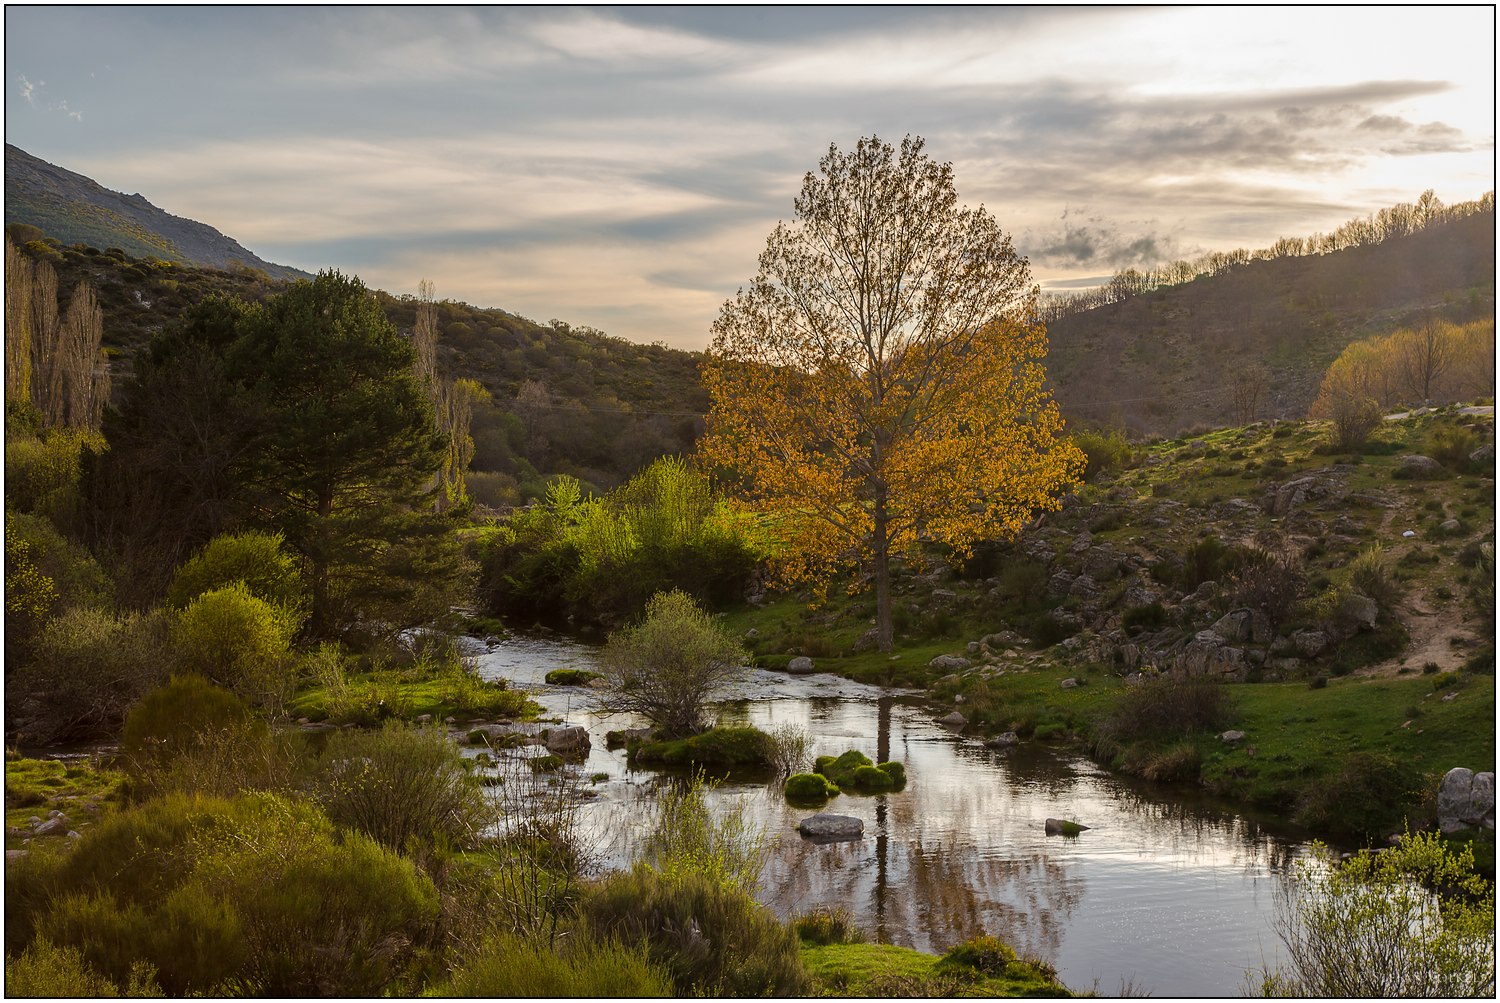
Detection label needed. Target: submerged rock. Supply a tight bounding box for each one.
[798,813,864,842]
[938,710,967,728]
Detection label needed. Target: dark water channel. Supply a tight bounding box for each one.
[473,633,1309,997]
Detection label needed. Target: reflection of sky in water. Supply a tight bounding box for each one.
[471,634,1306,997]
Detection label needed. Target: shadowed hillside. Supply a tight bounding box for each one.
[1047,210,1495,435]
[5,144,308,281]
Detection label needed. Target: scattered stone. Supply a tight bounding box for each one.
[1059,678,1078,689]
[787,656,815,674]
[1045,818,1089,836]
[1220,730,1246,744]
[416,714,432,724]
[798,813,865,842]
[6,849,28,862]
[938,710,968,728]
[1470,443,1495,465]
[1402,530,1417,538]
[1069,531,1094,554]
[929,654,971,671]
[744,627,760,640]
[985,732,1020,749]
[1439,519,1462,533]
[33,815,71,837]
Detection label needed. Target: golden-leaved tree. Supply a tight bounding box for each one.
[701,135,1084,652]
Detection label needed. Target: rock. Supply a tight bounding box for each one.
[1059,678,1078,689]
[798,813,864,842]
[1220,730,1246,744]
[744,627,760,640]
[416,713,433,724]
[1470,443,1495,465]
[931,589,957,602]
[586,677,611,689]
[6,849,27,862]
[1068,574,1101,598]
[787,656,815,674]
[1344,593,1379,630]
[1069,531,1094,554]
[929,654,971,671]
[1439,519,1462,533]
[1438,768,1497,833]
[1210,608,1272,644]
[985,732,1020,748]
[1291,629,1329,658]
[1047,571,1076,597]
[1082,547,1122,582]
[604,727,652,750]
[1044,818,1089,836]
[938,710,968,728]
[1398,454,1445,479]
[33,815,71,837]
[545,726,590,755]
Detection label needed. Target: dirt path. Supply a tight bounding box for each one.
[1355,588,1475,678]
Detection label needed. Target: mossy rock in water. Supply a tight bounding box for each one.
[817,749,907,791]
[630,727,775,769]
[545,668,603,686]
[786,772,840,802]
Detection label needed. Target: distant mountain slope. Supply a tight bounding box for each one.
[1046,211,1496,436]
[5,143,309,281]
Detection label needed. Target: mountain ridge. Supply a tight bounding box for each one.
[5,143,309,281]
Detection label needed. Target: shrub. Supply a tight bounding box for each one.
[1178,535,1241,590]
[4,939,160,997]
[23,791,440,996]
[172,583,297,707]
[642,772,766,895]
[1227,544,1306,629]
[1255,832,1493,997]
[314,720,494,855]
[1429,425,1481,473]
[544,668,601,686]
[1073,428,1135,482]
[785,772,839,802]
[940,934,1018,975]
[7,607,172,744]
[4,429,105,518]
[1097,676,1235,748]
[598,590,749,738]
[793,906,867,946]
[578,867,807,996]
[1121,602,1167,634]
[166,529,305,613]
[1139,742,1202,783]
[445,931,673,997]
[1291,752,1427,839]
[1347,544,1403,613]
[766,723,811,776]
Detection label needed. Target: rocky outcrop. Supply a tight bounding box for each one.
[1438,768,1496,834]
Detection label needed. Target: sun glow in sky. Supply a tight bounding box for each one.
[5,6,1493,349]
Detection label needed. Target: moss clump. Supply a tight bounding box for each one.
[529,754,564,773]
[785,772,839,803]
[938,935,1017,975]
[544,669,602,686]
[630,727,775,770]
[816,750,907,792]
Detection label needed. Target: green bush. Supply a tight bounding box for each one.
[544,668,602,685]
[166,529,305,613]
[315,720,493,854]
[122,675,256,768]
[1292,752,1429,839]
[1072,428,1135,482]
[21,791,440,996]
[1347,544,1403,613]
[851,764,896,790]
[4,429,105,519]
[172,583,297,707]
[793,906,866,946]
[1097,676,1235,750]
[578,867,807,996]
[641,772,766,894]
[785,772,839,802]
[7,607,172,744]
[1428,425,1481,473]
[445,931,673,997]
[939,934,1018,975]
[4,938,161,997]
[1122,602,1167,634]
[4,511,112,628]
[1256,832,1493,997]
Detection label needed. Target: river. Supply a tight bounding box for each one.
[472,632,1310,997]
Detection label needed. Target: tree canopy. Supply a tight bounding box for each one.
[700,135,1083,651]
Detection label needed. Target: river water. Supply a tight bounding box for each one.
[472,633,1309,997]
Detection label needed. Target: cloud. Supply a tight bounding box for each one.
[18,74,36,105]
[1022,210,1192,270]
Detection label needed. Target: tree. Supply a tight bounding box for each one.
[599,589,748,738]
[411,279,476,511]
[700,135,1084,651]
[232,271,454,636]
[1395,320,1453,404]
[1310,348,1383,451]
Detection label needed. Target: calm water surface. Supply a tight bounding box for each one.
[473,633,1307,997]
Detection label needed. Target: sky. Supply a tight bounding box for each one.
[5,6,1494,350]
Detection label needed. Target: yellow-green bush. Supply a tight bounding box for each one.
[444,931,672,997]
[166,529,305,614]
[172,583,297,707]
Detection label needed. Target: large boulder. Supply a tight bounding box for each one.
[798,813,864,842]
[1210,608,1272,644]
[1398,454,1446,480]
[1291,629,1329,658]
[1438,768,1497,833]
[545,726,591,755]
[938,710,968,728]
[929,654,971,671]
[787,656,815,674]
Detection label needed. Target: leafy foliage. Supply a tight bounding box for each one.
[701,134,1083,651]
[599,589,748,739]
[166,529,305,613]
[171,583,298,707]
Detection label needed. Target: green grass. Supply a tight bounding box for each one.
[801,942,1072,997]
[287,666,538,725]
[5,755,127,847]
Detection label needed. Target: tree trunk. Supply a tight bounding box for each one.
[311,488,334,636]
[874,485,894,653]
